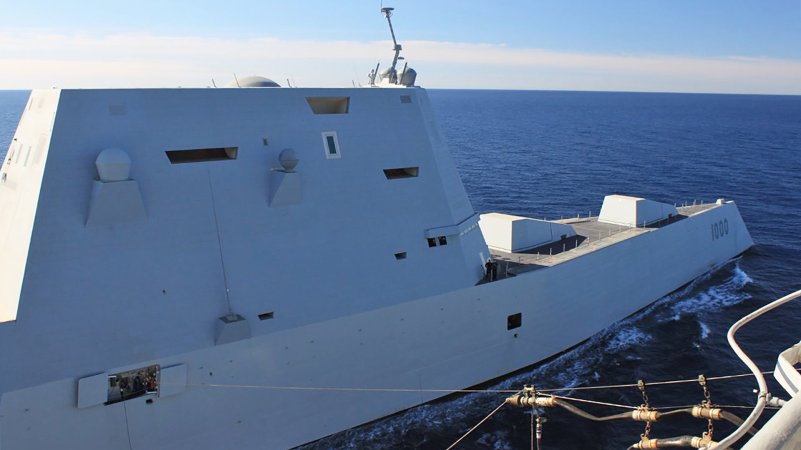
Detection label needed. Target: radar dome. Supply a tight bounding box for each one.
[95,148,131,182]
[227,76,281,88]
[279,149,299,172]
[400,67,417,87]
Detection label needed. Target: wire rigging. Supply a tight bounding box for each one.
[180,370,774,396]
[445,399,508,450]
[178,368,781,449]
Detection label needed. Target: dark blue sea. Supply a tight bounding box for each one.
[1,89,800,449]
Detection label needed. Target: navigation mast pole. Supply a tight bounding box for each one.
[381,7,402,83]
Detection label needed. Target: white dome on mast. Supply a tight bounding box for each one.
[226,75,281,88]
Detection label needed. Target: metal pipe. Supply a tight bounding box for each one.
[719,411,758,436]
[629,435,715,449]
[709,288,801,449]
[504,394,656,422]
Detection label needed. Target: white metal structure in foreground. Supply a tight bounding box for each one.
[715,288,801,450]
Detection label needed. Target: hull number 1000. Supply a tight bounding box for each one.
[711,218,729,241]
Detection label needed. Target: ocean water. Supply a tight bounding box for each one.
[1,89,800,449]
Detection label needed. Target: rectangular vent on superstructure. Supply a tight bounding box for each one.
[306,97,350,114]
[166,147,238,164]
[383,167,419,179]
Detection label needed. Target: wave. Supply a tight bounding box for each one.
[604,327,652,353]
[662,263,752,322]
[699,321,711,340]
[475,430,514,450]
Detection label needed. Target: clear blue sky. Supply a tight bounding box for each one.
[2,1,800,93]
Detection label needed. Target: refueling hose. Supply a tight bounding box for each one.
[504,394,758,433]
[627,435,714,449]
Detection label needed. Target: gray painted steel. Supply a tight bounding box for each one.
[0,86,753,449]
[741,394,801,450]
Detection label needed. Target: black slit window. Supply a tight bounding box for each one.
[383,167,419,179]
[166,147,238,164]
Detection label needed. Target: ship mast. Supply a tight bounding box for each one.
[382,7,402,84]
[368,6,417,87]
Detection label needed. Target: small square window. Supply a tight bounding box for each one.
[322,132,341,159]
[394,252,407,260]
[427,238,437,248]
[507,313,522,330]
[438,236,448,246]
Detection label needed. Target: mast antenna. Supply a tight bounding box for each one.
[369,6,416,87]
[381,7,402,84]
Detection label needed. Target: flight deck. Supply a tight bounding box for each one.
[486,202,718,277]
